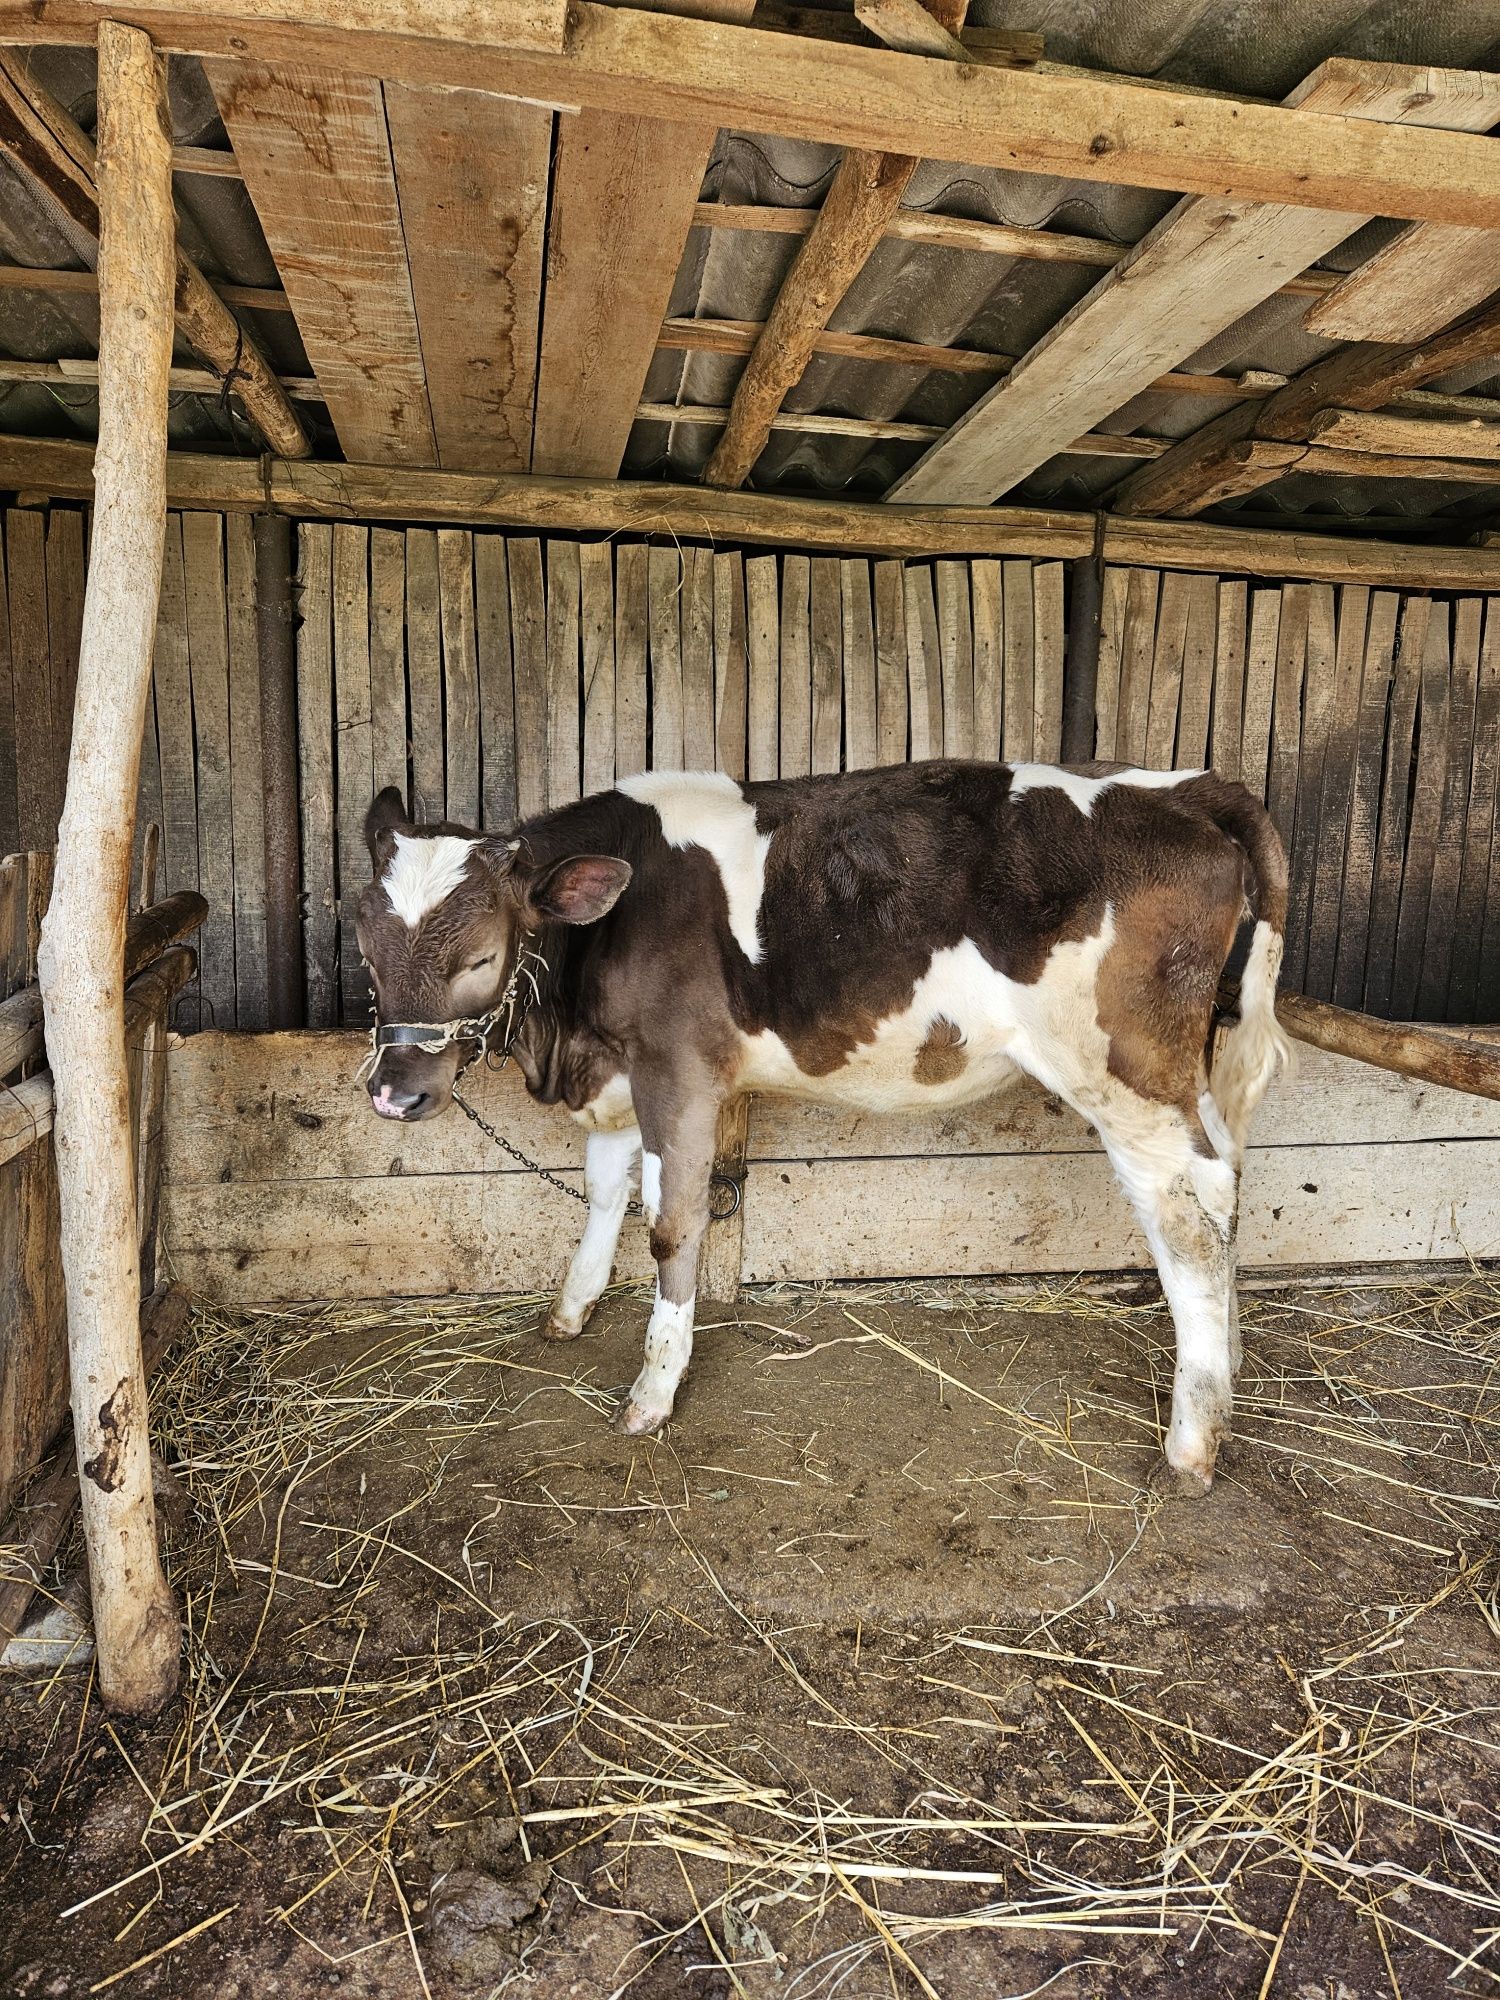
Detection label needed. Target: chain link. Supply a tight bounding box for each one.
[451,1083,593,1206]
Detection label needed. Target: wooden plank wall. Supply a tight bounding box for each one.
[292,532,1070,1026]
[163,1028,1500,1304]
[1094,570,1500,1023]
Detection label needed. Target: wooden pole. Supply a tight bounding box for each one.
[1275,992,1500,1102]
[34,18,179,1716]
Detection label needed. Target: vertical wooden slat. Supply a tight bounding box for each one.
[1266,582,1307,871]
[970,558,1002,762]
[1450,600,1500,1021]
[1113,566,1158,768]
[183,513,236,1029]
[1032,561,1066,762]
[151,517,198,1024]
[439,530,481,826]
[332,523,373,1024]
[1001,558,1035,764]
[581,541,616,797]
[810,556,842,775]
[839,559,876,774]
[368,527,408,805]
[1304,585,1369,1002]
[225,513,268,1032]
[904,565,942,763]
[1333,590,1398,1010]
[745,553,779,782]
[295,522,337,1028]
[509,536,547,819]
[1239,587,1281,802]
[1476,605,1500,1021]
[1175,573,1217,771]
[614,543,648,782]
[1144,568,1189,770]
[545,539,582,806]
[648,544,684,773]
[1092,566,1128,762]
[1209,579,1246,782]
[682,547,715,772]
[9,510,55,850]
[1392,603,1451,1020]
[405,529,444,821]
[1365,596,1430,1018]
[935,559,974,758]
[475,534,518,830]
[714,551,748,783]
[873,559,908,767]
[1284,584,1335,993]
[134,672,163,904]
[44,509,85,801]
[779,554,811,778]
[1420,597,1480,1021]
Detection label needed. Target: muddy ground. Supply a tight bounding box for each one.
[1,1277,1498,1999]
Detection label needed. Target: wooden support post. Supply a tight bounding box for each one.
[34,20,179,1717]
[1060,548,1102,763]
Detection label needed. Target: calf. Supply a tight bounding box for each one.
[355,760,1289,1491]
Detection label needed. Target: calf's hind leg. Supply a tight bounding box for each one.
[546,1127,641,1339]
[617,1082,721,1436]
[1096,1104,1240,1493]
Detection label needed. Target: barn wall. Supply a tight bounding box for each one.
[2,505,1498,1029]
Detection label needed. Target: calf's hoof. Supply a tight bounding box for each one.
[1159,1441,1217,1497]
[542,1296,596,1341]
[615,1391,672,1437]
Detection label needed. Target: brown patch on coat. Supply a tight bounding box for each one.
[914,1016,967,1085]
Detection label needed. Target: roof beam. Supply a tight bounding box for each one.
[703,0,967,488]
[530,0,755,478]
[1115,290,1500,516]
[1304,222,1500,343]
[694,200,1342,297]
[205,61,436,465]
[1305,408,1500,460]
[1,434,1496,591]
[883,60,1500,507]
[0,52,308,458]
[0,259,289,312]
[9,10,1500,229]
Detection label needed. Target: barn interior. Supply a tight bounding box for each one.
[1,2,1500,1994]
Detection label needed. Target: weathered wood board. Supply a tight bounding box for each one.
[163,1031,1500,1303]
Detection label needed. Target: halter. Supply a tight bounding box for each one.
[355,940,544,1087]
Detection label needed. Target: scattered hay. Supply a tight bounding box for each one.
[4,1273,1499,1995]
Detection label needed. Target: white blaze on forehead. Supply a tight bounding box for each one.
[1008,763,1201,815]
[382,832,478,928]
[619,769,771,963]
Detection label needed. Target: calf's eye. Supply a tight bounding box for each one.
[465,954,495,973]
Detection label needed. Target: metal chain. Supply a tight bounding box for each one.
[451,1082,592,1206]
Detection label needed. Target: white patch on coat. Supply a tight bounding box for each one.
[620,1288,695,1433]
[1007,763,1201,815]
[640,1150,663,1225]
[619,770,771,963]
[734,922,1116,1116]
[383,832,477,927]
[552,1127,641,1334]
[571,1072,636,1133]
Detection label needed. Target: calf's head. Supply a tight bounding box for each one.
[355,787,631,1121]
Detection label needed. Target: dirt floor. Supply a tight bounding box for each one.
[1,1275,1498,1999]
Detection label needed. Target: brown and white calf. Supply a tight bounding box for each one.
[356,760,1290,1491]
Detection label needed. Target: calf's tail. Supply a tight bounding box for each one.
[1203,783,1293,1162]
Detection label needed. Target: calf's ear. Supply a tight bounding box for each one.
[365,785,408,865]
[529,854,632,925]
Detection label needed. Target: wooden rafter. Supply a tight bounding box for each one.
[703,0,967,489]
[884,60,1500,508]
[5,10,1499,229]
[205,61,436,466]
[5,432,1497,590]
[1115,291,1500,517]
[1305,222,1500,343]
[0,260,288,311]
[530,0,754,479]
[0,52,308,458]
[693,201,1342,297]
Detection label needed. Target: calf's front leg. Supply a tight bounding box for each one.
[617,1085,721,1435]
[546,1126,641,1339]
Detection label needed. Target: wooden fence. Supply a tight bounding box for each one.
[1,504,1497,1030]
